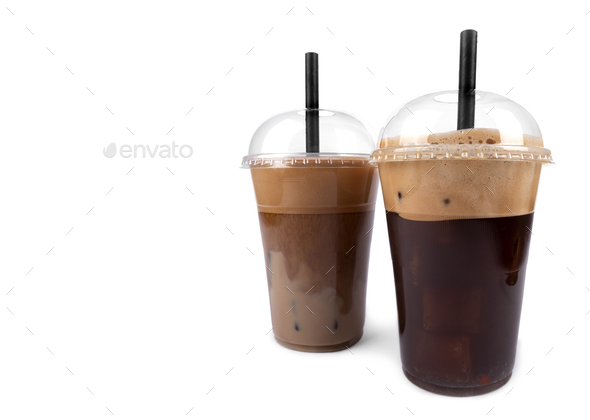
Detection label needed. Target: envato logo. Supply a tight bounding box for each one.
[103,142,193,158]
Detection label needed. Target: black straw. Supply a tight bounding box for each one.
[305,52,320,153]
[457,30,477,130]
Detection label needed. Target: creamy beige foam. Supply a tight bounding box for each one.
[376,129,543,221]
[251,162,379,214]
[378,128,544,148]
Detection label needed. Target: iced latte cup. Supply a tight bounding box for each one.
[243,53,379,351]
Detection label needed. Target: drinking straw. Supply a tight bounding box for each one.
[305,52,320,153]
[457,30,478,130]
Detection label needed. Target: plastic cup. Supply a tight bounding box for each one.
[371,90,553,395]
[243,109,379,351]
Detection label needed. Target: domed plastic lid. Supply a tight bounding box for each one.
[371,90,552,163]
[242,109,375,168]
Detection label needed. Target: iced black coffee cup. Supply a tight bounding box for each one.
[371,88,553,395]
[242,53,379,351]
[372,30,553,396]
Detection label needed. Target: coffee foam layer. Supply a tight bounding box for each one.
[378,128,544,148]
[376,129,542,221]
[251,165,379,214]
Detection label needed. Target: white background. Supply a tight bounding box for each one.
[1,1,589,419]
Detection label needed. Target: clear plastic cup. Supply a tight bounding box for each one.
[371,90,553,395]
[243,109,379,351]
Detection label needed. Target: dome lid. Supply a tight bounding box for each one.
[371,90,552,163]
[242,109,375,168]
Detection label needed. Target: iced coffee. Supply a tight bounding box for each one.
[243,53,379,351]
[372,90,553,395]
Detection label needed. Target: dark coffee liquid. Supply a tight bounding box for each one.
[258,211,374,351]
[386,212,534,393]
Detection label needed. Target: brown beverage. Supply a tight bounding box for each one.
[259,211,374,350]
[373,125,550,395]
[386,212,533,395]
[251,160,378,351]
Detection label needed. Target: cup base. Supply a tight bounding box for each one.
[402,367,512,397]
[274,330,363,353]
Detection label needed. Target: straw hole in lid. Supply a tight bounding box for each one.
[296,110,336,117]
[433,92,482,103]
